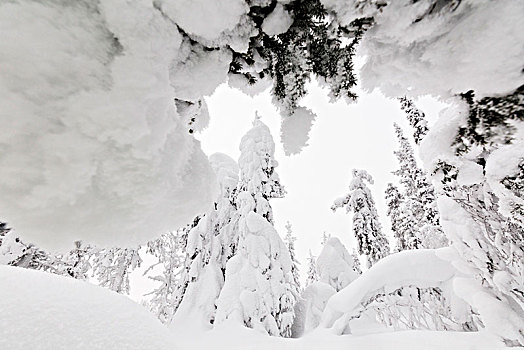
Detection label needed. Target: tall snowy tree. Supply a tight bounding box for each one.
[332,169,390,267]
[215,116,298,337]
[392,123,448,249]
[284,221,301,292]
[385,183,420,251]
[305,250,319,287]
[398,97,429,145]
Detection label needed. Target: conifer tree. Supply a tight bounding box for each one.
[392,123,447,249]
[398,97,429,145]
[332,169,390,267]
[284,221,301,292]
[215,116,298,337]
[144,229,186,324]
[385,183,420,251]
[305,250,319,287]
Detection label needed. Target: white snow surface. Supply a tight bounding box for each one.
[280,107,316,156]
[171,321,506,350]
[0,265,178,350]
[0,1,218,250]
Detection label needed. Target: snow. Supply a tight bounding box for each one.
[293,281,337,336]
[316,237,359,292]
[280,107,317,156]
[171,322,506,350]
[209,153,240,193]
[335,0,524,98]
[160,0,249,43]
[321,248,460,334]
[171,42,233,102]
[485,134,524,218]
[262,3,294,36]
[0,265,178,350]
[0,1,218,250]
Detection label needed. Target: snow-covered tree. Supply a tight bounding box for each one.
[398,97,429,145]
[316,237,360,292]
[168,153,241,328]
[305,250,319,287]
[392,123,447,249]
[385,183,420,251]
[144,229,186,324]
[91,247,142,294]
[215,116,298,337]
[332,169,390,267]
[284,221,301,292]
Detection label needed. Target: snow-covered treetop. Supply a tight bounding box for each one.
[238,116,285,222]
[209,152,240,195]
[316,237,360,291]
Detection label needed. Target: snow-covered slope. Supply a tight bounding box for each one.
[0,265,178,350]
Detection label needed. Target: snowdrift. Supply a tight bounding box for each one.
[0,265,178,350]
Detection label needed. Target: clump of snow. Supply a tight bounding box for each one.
[0,265,178,350]
[159,0,249,43]
[331,0,524,98]
[485,136,524,218]
[262,4,294,36]
[171,41,233,102]
[209,153,240,193]
[280,107,316,156]
[0,1,218,250]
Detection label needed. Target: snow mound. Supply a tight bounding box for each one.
[0,265,178,350]
[0,1,218,250]
[281,107,316,155]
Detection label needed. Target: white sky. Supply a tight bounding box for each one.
[198,79,446,275]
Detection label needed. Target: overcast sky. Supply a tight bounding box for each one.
[199,79,446,273]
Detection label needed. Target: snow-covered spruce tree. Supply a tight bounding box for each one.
[385,183,420,251]
[392,123,447,249]
[284,221,301,292]
[398,97,429,145]
[91,247,141,294]
[170,153,241,328]
[316,237,360,292]
[305,250,319,287]
[215,116,298,337]
[332,169,389,267]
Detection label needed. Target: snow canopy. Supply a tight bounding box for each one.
[0,0,220,250]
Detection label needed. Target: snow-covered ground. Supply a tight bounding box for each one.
[0,265,506,350]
